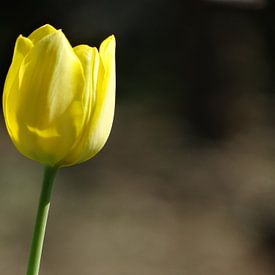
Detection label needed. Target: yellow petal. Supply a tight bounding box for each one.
[73,45,99,119]
[61,45,100,165]
[4,35,33,94]
[63,35,116,166]
[28,24,58,45]
[4,30,86,166]
[3,35,33,145]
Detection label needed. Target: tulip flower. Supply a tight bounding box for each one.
[3,24,116,167]
[2,24,116,275]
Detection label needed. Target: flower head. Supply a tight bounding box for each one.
[3,24,116,167]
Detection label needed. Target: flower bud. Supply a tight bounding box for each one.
[3,24,116,167]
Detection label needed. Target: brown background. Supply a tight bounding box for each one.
[1,0,275,274]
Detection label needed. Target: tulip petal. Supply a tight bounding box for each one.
[73,45,99,120]
[28,24,58,44]
[63,35,116,165]
[61,45,100,165]
[81,35,116,163]
[3,35,33,144]
[4,35,33,95]
[5,30,86,165]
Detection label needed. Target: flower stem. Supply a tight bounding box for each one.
[26,166,58,275]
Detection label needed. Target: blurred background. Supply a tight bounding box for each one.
[0,0,275,274]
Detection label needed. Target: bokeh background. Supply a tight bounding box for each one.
[0,0,275,274]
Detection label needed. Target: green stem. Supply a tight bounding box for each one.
[26,166,58,275]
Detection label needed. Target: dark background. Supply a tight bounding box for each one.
[1,0,275,274]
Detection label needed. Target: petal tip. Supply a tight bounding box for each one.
[99,34,116,54]
[106,34,116,45]
[28,24,58,44]
[41,23,57,29]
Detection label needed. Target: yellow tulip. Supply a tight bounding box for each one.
[3,24,116,167]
